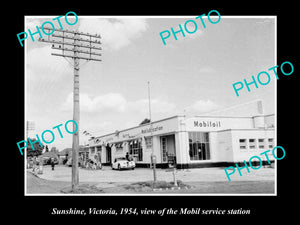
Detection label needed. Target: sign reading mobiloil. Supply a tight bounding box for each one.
[194,121,221,128]
[186,116,255,131]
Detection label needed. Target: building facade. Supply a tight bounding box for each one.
[88,101,275,168]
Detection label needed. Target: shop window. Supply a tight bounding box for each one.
[258,139,265,149]
[129,139,143,161]
[96,146,102,152]
[239,139,247,149]
[115,142,123,151]
[145,137,152,149]
[188,132,210,161]
[268,138,274,148]
[249,139,256,149]
[90,147,95,154]
[161,137,167,162]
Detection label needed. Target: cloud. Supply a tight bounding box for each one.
[62,93,219,120]
[128,98,177,114]
[61,92,176,116]
[79,18,148,50]
[185,100,219,114]
[197,66,215,73]
[26,46,72,82]
[62,93,127,113]
[161,19,204,48]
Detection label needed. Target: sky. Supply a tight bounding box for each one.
[25,15,276,151]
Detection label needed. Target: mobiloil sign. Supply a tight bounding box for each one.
[193,120,221,128]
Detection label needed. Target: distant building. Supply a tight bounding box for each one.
[58,146,89,165]
[58,148,72,159]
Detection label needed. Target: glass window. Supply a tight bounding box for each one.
[268,138,274,148]
[96,146,101,152]
[90,147,95,154]
[249,139,256,149]
[129,139,143,161]
[239,139,247,149]
[145,137,152,149]
[115,142,123,151]
[188,132,210,161]
[161,137,167,162]
[258,139,265,149]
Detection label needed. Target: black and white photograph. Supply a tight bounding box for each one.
[14,4,298,221]
[24,15,276,196]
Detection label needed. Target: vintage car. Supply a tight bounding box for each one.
[111,157,135,170]
[42,157,59,165]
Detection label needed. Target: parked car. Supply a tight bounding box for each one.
[42,157,58,165]
[111,157,135,170]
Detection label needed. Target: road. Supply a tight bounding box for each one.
[26,165,275,194]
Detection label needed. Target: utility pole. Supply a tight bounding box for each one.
[26,121,35,158]
[148,81,157,183]
[26,121,35,141]
[39,26,101,191]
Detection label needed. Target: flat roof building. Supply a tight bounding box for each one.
[88,100,275,168]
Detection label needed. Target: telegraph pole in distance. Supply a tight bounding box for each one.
[38,26,101,191]
[26,121,35,141]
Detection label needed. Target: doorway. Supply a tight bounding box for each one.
[106,145,111,163]
[160,134,176,164]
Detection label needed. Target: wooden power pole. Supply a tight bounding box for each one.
[38,26,101,191]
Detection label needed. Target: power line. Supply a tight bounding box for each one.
[38,27,102,191]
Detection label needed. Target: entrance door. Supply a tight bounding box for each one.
[106,146,111,163]
[160,134,176,164]
[161,137,167,163]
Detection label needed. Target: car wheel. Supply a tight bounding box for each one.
[131,168,135,170]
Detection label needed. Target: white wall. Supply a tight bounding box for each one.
[231,129,275,162]
[186,116,255,132]
[142,137,153,163]
[152,136,161,163]
[174,132,185,164]
[213,131,234,162]
[264,114,275,128]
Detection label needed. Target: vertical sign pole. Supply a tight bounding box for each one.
[148,81,157,183]
[72,32,80,190]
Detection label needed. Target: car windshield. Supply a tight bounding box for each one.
[116,157,127,161]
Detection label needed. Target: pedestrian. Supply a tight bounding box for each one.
[97,161,102,169]
[51,157,55,171]
[92,161,97,170]
[32,156,37,173]
[126,152,130,161]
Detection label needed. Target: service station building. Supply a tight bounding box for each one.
[88,100,275,168]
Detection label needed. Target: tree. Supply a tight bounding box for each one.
[26,138,44,157]
[50,147,58,153]
[139,118,150,125]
